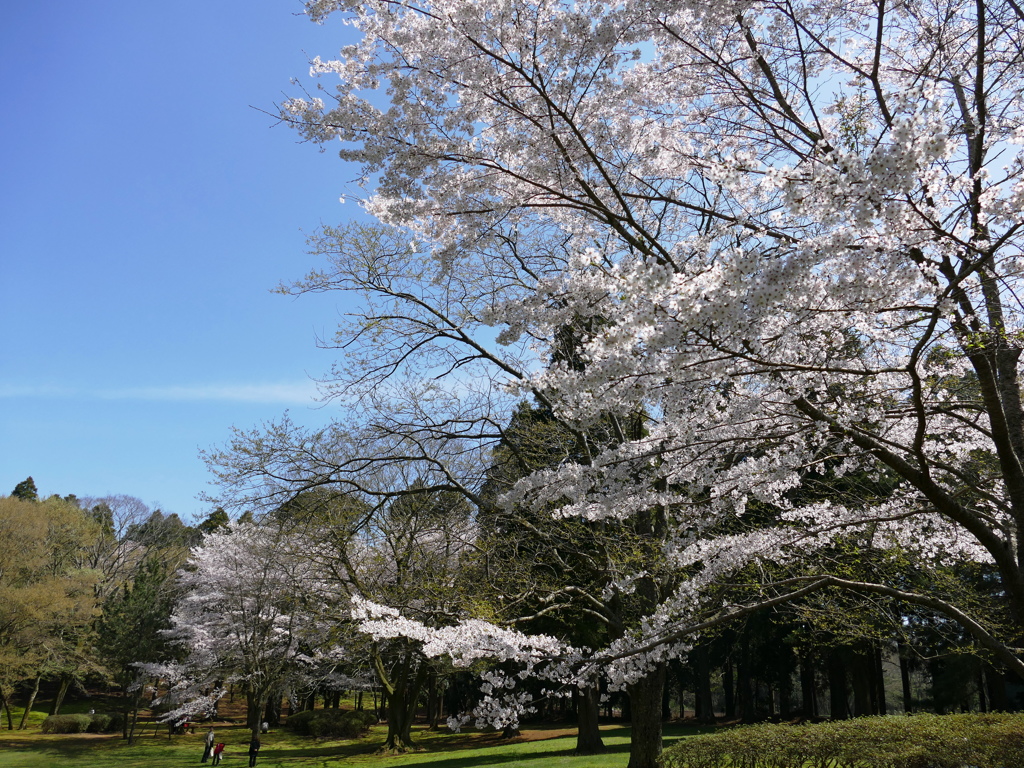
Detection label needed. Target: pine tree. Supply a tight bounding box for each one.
[11,477,38,502]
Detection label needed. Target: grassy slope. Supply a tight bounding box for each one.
[0,721,703,768]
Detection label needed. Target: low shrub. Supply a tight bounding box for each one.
[41,714,93,734]
[659,712,1024,768]
[85,713,111,733]
[285,708,373,739]
[41,712,125,734]
[104,712,126,733]
[84,712,125,733]
[353,709,378,727]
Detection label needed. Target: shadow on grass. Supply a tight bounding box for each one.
[0,733,120,762]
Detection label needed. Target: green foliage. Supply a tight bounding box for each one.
[0,495,101,704]
[285,708,375,738]
[40,714,93,733]
[96,556,177,675]
[196,507,230,536]
[40,712,125,734]
[87,712,126,733]
[11,477,39,502]
[659,713,1024,768]
[124,510,199,549]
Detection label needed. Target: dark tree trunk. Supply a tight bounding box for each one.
[673,661,686,719]
[0,687,13,730]
[778,665,792,719]
[246,689,270,739]
[873,644,887,715]
[985,666,1009,711]
[799,652,817,719]
[694,647,715,723]
[127,688,144,744]
[723,661,736,720]
[575,685,606,754]
[851,649,872,717]
[827,650,849,720]
[380,653,429,752]
[18,676,41,730]
[264,692,281,726]
[425,672,437,728]
[49,674,71,716]
[626,664,666,768]
[737,651,755,723]
[899,646,913,713]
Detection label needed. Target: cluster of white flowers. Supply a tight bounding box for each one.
[147,523,335,723]
[270,0,1024,724]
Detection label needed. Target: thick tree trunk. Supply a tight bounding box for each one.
[851,649,872,717]
[378,651,429,752]
[626,664,666,768]
[18,675,41,730]
[246,688,270,739]
[575,685,606,754]
[693,647,715,723]
[799,652,817,719]
[737,654,755,723]
[827,650,849,720]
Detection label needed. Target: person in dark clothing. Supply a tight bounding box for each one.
[202,727,215,762]
[248,735,261,767]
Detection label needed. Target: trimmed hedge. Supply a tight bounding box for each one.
[41,714,93,734]
[41,712,126,734]
[660,713,1024,768]
[285,708,375,739]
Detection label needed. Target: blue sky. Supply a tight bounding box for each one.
[1,1,365,521]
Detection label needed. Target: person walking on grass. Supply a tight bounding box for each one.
[212,742,225,765]
[201,727,215,763]
[248,735,261,767]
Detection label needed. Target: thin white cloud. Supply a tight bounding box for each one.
[101,382,320,404]
[0,382,320,405]
[0,384,78,398]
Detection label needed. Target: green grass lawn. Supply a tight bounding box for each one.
[0,720,703,768]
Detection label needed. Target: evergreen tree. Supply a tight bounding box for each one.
[11,477,38,502]
[196,508,230,536]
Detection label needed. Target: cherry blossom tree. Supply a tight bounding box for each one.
[151,522,330,738]
[221,0,1024,764]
